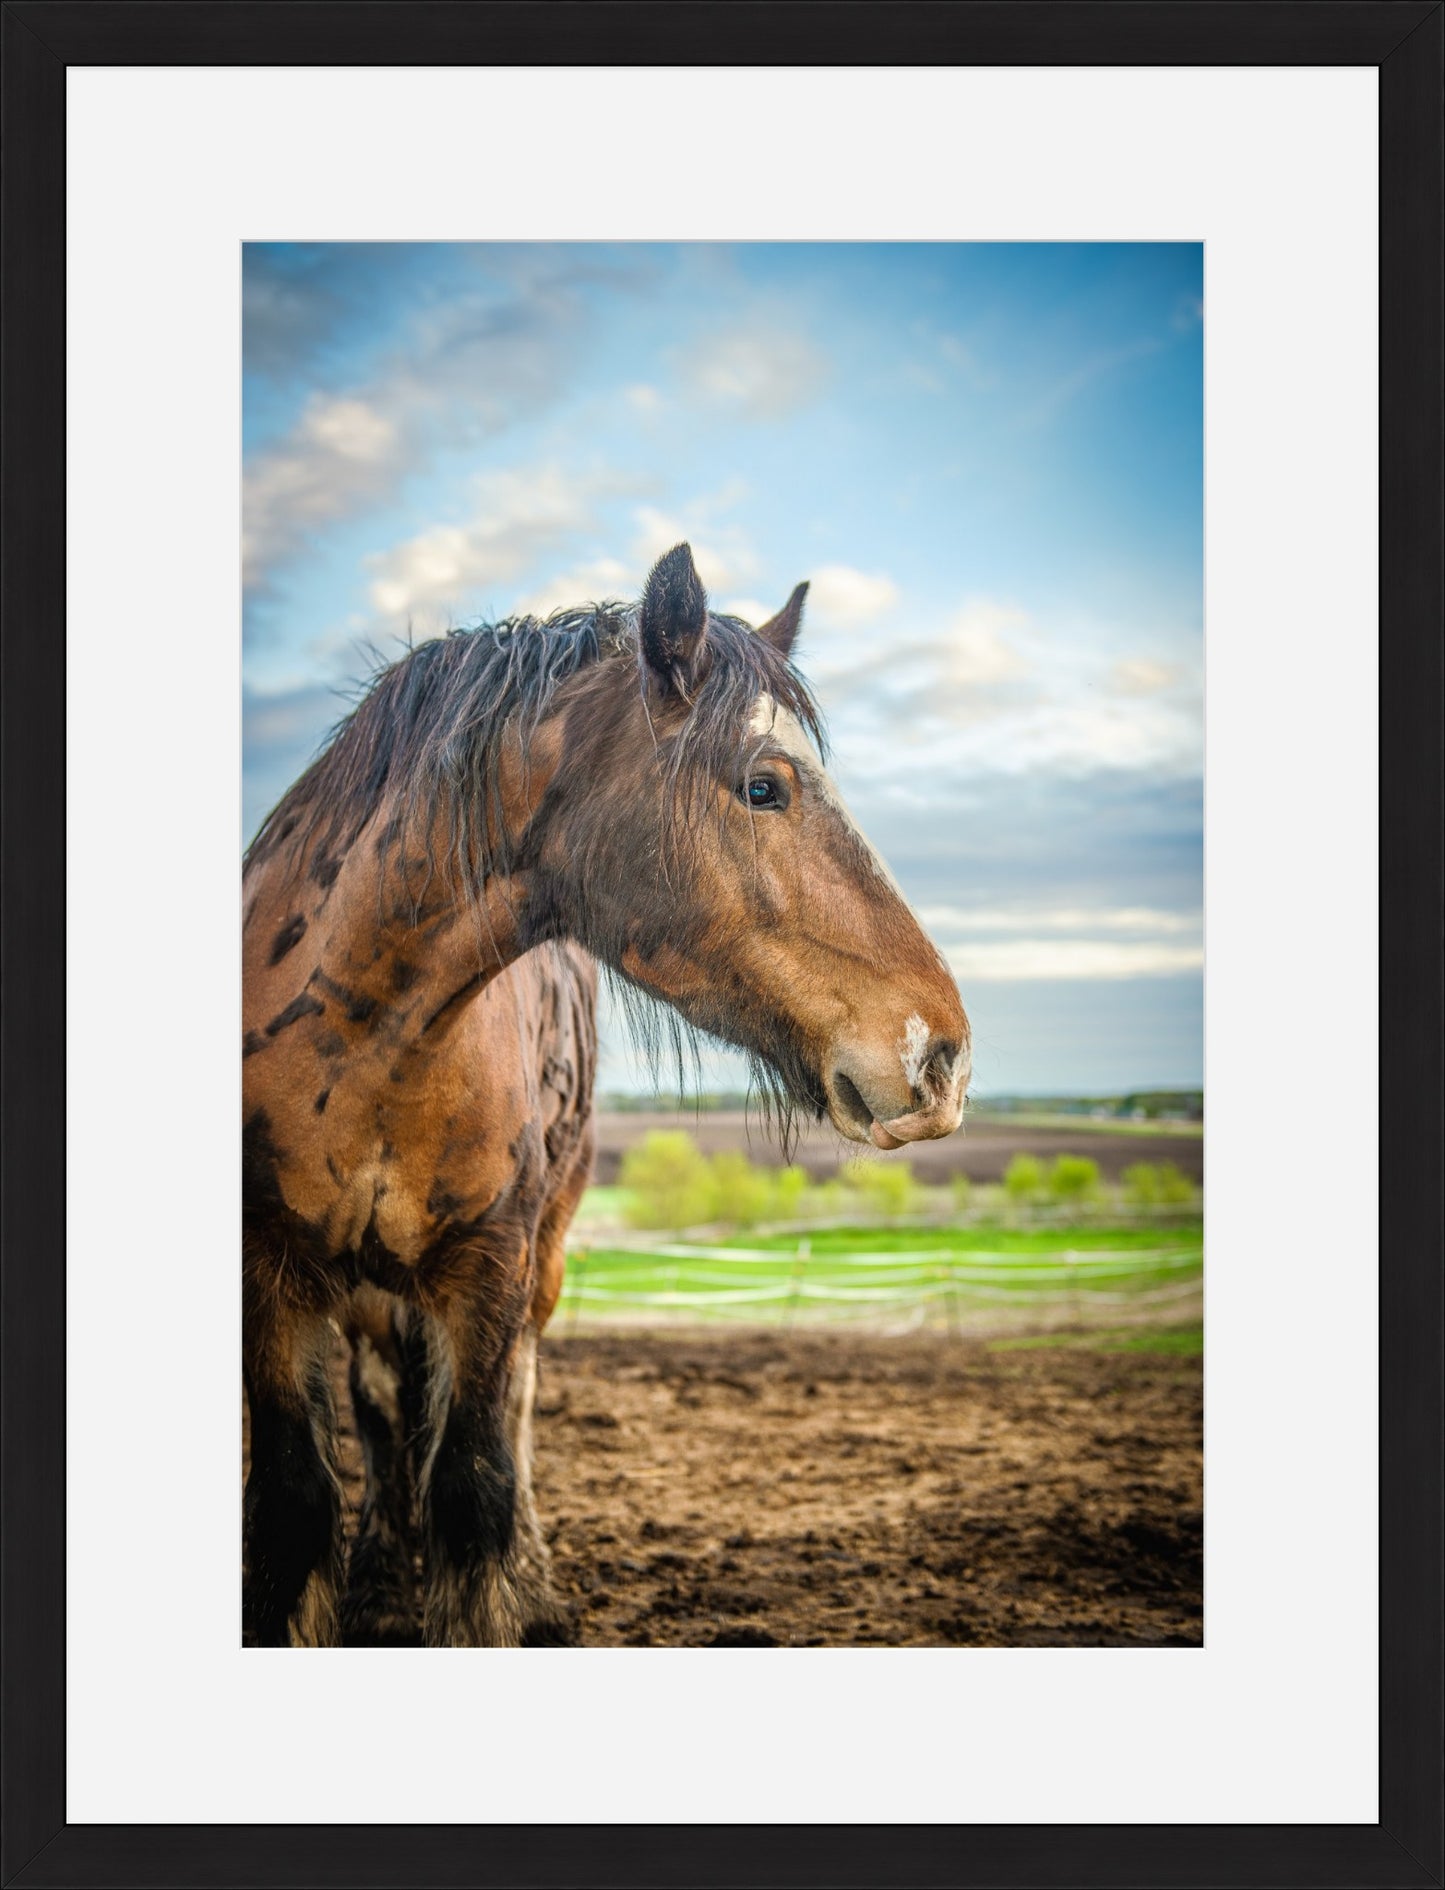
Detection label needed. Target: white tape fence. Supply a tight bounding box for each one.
[557,1238,1203,1336]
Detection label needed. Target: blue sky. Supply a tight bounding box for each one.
[243,242,1203,1096]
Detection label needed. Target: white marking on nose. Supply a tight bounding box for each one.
[900,1012,931,1090]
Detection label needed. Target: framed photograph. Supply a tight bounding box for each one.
[3,4,1439,1886]
[238,231,1208,1662]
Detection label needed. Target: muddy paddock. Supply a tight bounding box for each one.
[248,1328,1202,1648]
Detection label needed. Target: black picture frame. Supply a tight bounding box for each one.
[3,4,1440,1885]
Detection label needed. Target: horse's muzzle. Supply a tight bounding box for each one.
[865,1096,966,1149]
[824,1030,970,1147]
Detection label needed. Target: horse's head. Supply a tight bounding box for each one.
[538,544,970,1148]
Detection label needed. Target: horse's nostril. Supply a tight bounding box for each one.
[909,1037,959,1097]
[832,1071,875,1135]
[925,1041,958,1089]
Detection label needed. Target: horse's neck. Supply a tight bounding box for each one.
[242,784,563,1248]
[243,797,533,1070]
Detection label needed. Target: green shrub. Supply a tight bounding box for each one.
[620,1140,831,1231]
[1121,1160,1195,1207]
[708,1150,774,1228]
[840,1157,916,1218]
[1121,1161,1161,1205]
[1155,1160,1195,1204]
[807,1178,847,1220]
[950,1171,973,1214]
[1003,1153,1045,1202]
[620,1131,716,1229]
[1049,1154,1101,1203]
[771,1164,810,1219]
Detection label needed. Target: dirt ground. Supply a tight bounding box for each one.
[591,1110,1204,1187]
[276,1327,1202,1648]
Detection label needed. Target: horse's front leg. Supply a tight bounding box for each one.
[341,1286,424,1644]
[507,1155,590,1644]
[418,1261,529,1648]
[506,1323,571,1644]
[243,1251,344,1647]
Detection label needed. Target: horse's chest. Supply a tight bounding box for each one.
[252,1076,541,1286]
[325,1141,434,1271]
[241,950,583,1287]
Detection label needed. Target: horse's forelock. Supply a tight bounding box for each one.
[647,611,825,817]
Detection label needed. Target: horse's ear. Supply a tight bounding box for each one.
[640,543,708,693]
[755,581,808,659]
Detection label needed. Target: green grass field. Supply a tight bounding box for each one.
[988,1323,1203,1356]
[557,1216,1203,1333]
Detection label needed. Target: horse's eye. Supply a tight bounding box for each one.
[740,776,782,810]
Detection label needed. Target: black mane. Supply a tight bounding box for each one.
[245,603,825,882]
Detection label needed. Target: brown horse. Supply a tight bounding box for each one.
[241,543,970,1646]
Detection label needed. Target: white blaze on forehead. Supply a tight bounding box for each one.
[747,693,909,898]
[746,691,790,743]
[900,1012,931,1090]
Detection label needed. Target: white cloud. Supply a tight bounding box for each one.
[1111,657,1179,697]
[680,325,826,419]
[835,694,1201,780]
[366,465,629,630]
[243,395,400,589]
[921,905,1199,937]
[244,260,618,599]
[625,383,663,414]
[720,598,774,628]
[946,939,1203,983]
[984,700,1199,774]
[807,565,899,627]
[940,600,1031,687]
[366,478,768,634]
[515,557,633,619]
[922,902,1203,984]
[631,507,757,594]
[811,595,1030,708]
[817,588,1202,779]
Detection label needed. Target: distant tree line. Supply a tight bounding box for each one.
[1003,1153,1195,1206]
[977,1090,1204,1122]
[615,1131,1198,1232]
